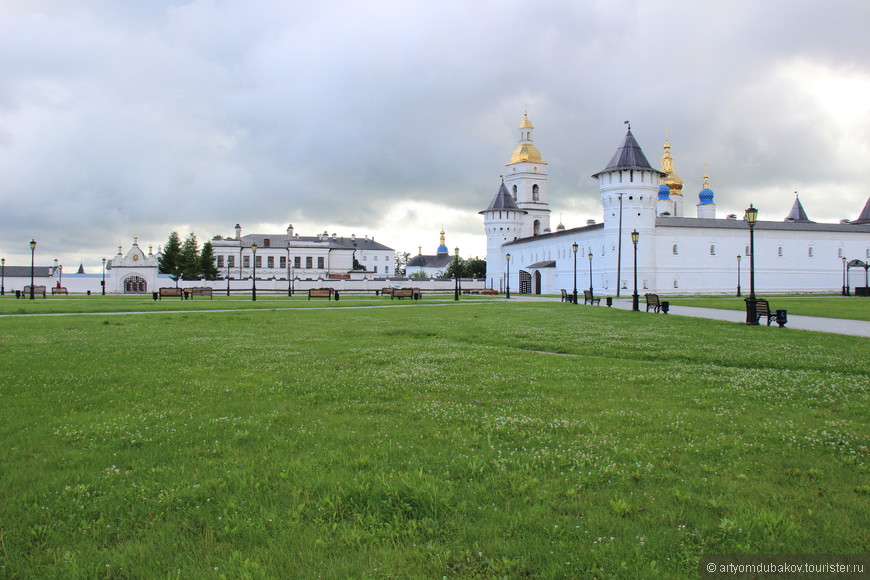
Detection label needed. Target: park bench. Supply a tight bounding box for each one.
[391,288,421,300]
[561,289,570,302]
[159,287,184,300]
[184,287,213,300]
[583,289,600,305]
[51,287,68,295]
[754,299,784,326]
[645,293,661,313]
[22,285,47,298]
[308,288,333,300]
[380,287,394,296]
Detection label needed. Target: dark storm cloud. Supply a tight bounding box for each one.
[1,0,868,265]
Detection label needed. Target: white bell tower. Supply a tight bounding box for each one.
[504,112,551,238]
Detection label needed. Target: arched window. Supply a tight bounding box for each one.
[710,245,716,256]
[672,244,679,255]
[533,220,541,236]
[532,184,539,201]
[512,185,517,200]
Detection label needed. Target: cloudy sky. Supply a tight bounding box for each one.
[2,0,869,269]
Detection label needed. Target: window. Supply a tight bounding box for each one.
[227,256,235,268]
[374,266,378,273]
[263,238,270,247]
[745,246,751,256]
[532,184,539,201]
[385,266,389,274]
[710,245,716,256]
[255,256,262,268]
[672,244,679,255]
[294,256,301,268]
[778,247,783,257]
[306,257,312,268]
[512,185,517,200]
[808,247,814,257]
[243,256,250,268]
[267,256,274,268]
[317,257,324,269]
[217,255,224,268]
[838,248,843,258]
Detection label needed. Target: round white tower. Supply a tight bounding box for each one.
[480,180,526,288]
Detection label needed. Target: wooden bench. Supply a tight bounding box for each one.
[561,289,570,302]
[184,287,213,300]
[51,287,68,295]
[380,287,394,296]
[159,287,184,300]
[391,288,421,300]
[23,285,47,298]
[754,299,780,326]
[308,288,333,300]
[583,289,600,305]
[644,293,661,313]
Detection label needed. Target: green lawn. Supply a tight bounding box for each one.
[1,299,867,578]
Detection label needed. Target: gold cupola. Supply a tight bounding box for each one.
[508,111,547,165]
[660,130,683,195]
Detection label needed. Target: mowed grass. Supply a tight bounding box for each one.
[0,300,867,578]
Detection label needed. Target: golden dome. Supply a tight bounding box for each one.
[508,111,547,165]
[660,134,683,193]
[509,143,546,164]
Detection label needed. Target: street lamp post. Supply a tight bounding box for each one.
[842,257,848,296]
[29,240,37,299]
[505,253,511,299]
[587,251,593,296]
[287,247,293,296]
[101,257,106,295]
[453,247,460,301]
[59,264,63,287]
[1,257,5,296]
[572,242,579,304]
[631,230,639,311]
[251,243,258,301]
[744,204,759,325]
[736,255,742,297]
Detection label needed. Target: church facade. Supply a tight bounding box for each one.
[482,115,870,296]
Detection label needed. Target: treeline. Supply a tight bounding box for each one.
[158,232,219,283]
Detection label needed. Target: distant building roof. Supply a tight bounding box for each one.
[656,216,870,233]
[593,127,666,178]
[480,182,523,213]
[784,195,812,222]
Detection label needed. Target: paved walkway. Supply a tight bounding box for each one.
[600,298,870,337]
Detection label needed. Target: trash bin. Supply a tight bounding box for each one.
[15,290,21,299]
[661,301,670,314]
[152,292,159,301]
[775,309,788,327]
[334,290,340,301]
[606,296,613,307]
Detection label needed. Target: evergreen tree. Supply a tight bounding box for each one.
[159,231,183,286]
[199,240,219,280]
[442,257,465,279]
[180,233,201,280]
[465,257,486,279]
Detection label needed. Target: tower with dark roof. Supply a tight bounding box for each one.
[504,112,551,237]
[480,180,526,288]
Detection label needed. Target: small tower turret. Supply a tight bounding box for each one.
[480,180,526,287]
[696,166,717,219]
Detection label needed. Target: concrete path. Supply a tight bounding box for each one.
[601,297,870,338]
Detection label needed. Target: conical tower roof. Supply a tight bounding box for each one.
[784,193,812,222]
[480,181,523,213]
[592,125,663,178]
[853,197,870,224]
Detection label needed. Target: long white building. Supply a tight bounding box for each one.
[483,114,870,295]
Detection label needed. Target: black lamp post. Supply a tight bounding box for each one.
[572,242,579,304]
[251,243,258,301]
[631,230,639,311]
[226,261,231,296]
[587,251,593,296]
[453,247,460,301]
[59,264,63,287]
[744,204,758,325]
[736,255,742,297]
[287,247,292,296]
[842,257,848,296]
[101,257,106,295]
[505,253,511,299]
[29,239,37,299]
[1,257,5,296]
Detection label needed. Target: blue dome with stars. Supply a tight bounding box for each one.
[658,184,671,200]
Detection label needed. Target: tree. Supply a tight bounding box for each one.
[465,257,486,279]
[394,252,410,276]
[442,257,465,279]
[199,240,219,280]
[180,233,201,280]
[159,231,183,286]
